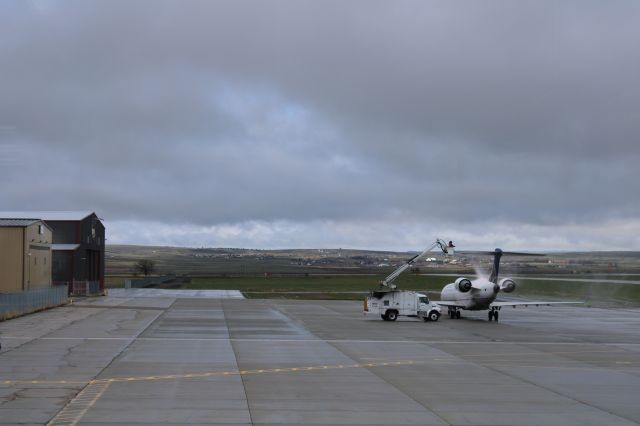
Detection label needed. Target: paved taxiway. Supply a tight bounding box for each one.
[1,292,639,425]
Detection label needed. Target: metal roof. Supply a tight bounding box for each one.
[52,244,80,251]
[0,211,96,221]
[0,219,40,227]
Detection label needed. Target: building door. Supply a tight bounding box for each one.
[87,250,99,281]
[52,251,73,284]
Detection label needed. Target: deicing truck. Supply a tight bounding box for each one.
[364,290,442,321]
[363,238,452,322]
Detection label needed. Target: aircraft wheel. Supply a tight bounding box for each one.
[386,310,398,321]
[494,311,499,322]
[488,311,494,321]
[455,310,461,319]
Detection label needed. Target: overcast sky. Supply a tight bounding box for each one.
[1,1,639,251]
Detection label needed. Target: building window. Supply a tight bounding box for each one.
[92,227,96,238]
[34,256,37,265]
[44,257,47,265]
[38,224,44,234]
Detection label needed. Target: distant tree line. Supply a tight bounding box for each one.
[133,259,156,276]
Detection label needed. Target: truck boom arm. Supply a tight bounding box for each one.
[380,239,450,289]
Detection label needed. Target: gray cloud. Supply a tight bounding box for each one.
[1,1,638,249]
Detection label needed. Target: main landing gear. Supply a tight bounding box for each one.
[448,308,462,319]
[488,308,500,322]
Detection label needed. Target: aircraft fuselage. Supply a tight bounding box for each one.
[440,277,499,310]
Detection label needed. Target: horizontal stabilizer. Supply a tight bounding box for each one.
[454,251,546,257]
[490,301,583,308]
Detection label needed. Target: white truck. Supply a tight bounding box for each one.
[364,290,442,321]
[364,239,452,322]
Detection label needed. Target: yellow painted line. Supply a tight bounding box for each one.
[47,380,111,426]
[453,349,627,359]
[2,350,633,388]
[1,360,417,387]
[479,362,640,371]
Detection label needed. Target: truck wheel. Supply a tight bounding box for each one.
[386,310,398,321]
[381,314,388,321]
[428,311,440,322]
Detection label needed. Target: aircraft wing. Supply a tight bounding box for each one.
[490,301,583,308]
[435,301,467,308]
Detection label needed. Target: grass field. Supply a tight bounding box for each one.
[183,274,451,301]
[186,274,450,291]
[104,273,640,305]
[180,274,640,306]
[514,278,640,307]
[524,274,640,281]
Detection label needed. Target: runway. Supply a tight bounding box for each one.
[1,293,639,425]
[108,288,245,298]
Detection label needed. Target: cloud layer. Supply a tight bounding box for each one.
[1,1,639,250]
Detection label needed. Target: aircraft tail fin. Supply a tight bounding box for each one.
[488,248,503,284]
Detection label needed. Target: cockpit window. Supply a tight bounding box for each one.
[419,296,429,304]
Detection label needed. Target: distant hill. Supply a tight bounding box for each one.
[106,244,640,276]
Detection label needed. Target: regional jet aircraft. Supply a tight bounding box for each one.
[438,249,581,321]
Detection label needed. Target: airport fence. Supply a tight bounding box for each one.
[124,275,176,289]
[69,280,103,297]
[0,285,69,321]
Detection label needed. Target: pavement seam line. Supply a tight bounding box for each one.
[274,301,452,426]
[0,304,111,356]
[2,335,640,346]
[460,347,640,425]
[324,340,453,426]
[222,299,255,426]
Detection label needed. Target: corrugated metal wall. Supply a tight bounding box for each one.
[0,228,24,292]
[0,286,68,321]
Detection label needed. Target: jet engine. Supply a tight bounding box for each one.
[499,278,516,293]
[455,277,472,292]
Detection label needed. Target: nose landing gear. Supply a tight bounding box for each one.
[488,309,499,321]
